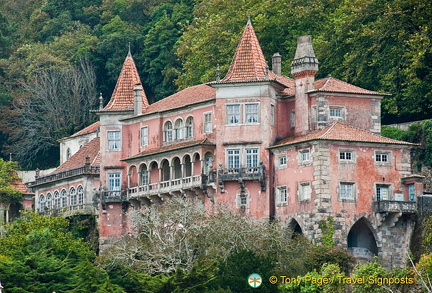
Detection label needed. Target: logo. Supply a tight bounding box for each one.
[248,273,262,288]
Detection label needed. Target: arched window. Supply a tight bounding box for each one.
[186,117,193,138]
[141,165,149,186]
[175,119,185,140]
[39,194,45,212]
[164,121,173,142]
[46,193,52,210]
[61,189,67,208]
[70,187,77,208]
[53,191,60,209]
[66,148,71,160]
[77,185,84,207]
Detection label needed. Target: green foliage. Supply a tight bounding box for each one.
[319,216,334,247]
[381,126,409,141]
[351,258,388,293]
[0,158,22,204]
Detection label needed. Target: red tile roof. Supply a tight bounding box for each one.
[11,172,32,194]
[143,84,216,115]
[55,137,100,172]
[312,76,385,96]
[222,20,277,82]
[103,53,149,111]
[124,138,215,160]
[70,121,100,138]
[272,122,414,147]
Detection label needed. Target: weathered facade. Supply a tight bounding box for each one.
[29,20,423,269]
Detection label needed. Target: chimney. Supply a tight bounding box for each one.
[272,53,282,76]
[134,83,143,116]
[291,35,319,135]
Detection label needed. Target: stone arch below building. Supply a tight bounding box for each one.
[287,218,303,238]
[347,217,378,261]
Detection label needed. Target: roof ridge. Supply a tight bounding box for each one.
[319,121,338,138]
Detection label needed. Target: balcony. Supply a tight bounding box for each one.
[218,164,265,191]
[128,174,215,200]
[372,200,417,214]
[40,204,98,217]
[30,165,100,187]
[102,190,128,202]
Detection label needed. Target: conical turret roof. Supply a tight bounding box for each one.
[222,19,276,82]
[103,51,149,111]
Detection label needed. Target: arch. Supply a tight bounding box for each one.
[46,193,52,210]
[287,218,303,238]
[193,153,201,176]
[39,194,45,212]
[140,163,149,185]
[172,157,182,179]
[183,154,192,177]
[77,185,84,206]
[164,120,173,142]
[70,186,77,207]
[204,152,214,174]
[60,189,67,208]
[186,116,194,138]
[149,161,159,185]
[129,165,138,187]
[347,217,378,256]
[175,118,185,140]
[53,190,60,209]
[161,159,170,181]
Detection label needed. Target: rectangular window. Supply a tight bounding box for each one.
[108,173,121,192]
[276,186,288,205]
[299,149,310,164]
[204,113,212,133]
[409,184,415,201]
[270,104,275,125]
[375,153,389,162]
[227,104,241,124]
[278,155,287,167]
[227,149,240,169]
[330,108,342,117]
[339,151,353,161]
[141,126,148,146]
[340,183,354,200]
[299,182,311,202]
[108,131,121,150]
[246,148,259,168]
[245,103,259,123]
[376,185,389,201]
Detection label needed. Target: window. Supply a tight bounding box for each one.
[141,126,148,146]
[299,182,311,202]
[108,131,121,150]
[77,185,84,205]
[186,117,194,138]
[276,186,288,205]
[290,110,295,128]
[141,166,149,186]
[270,104,275,125]
[246,148,259,168]
[164,121,173,142]
[46,193,52,210]
[39,194,45,212]
[375,153,389,162]
[236,191,249,208]
[339,151,353,161]
[277,155,287,167]
[204,113,212,133]
[408,184,415,201]
[61,189,67,208]
[66,148,71,160]
[245,103,259,123]
[227,104,240,124]
[53,191,60,209]
[175,119,185,140]
[70,187,77,206]
[376,185,389,201]
[108,173,121,192]
[339,183,355,200]
[329,108,342,117]
[227,149,240,169]
[299,149,310,164]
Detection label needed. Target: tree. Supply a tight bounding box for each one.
[7,59,98,169]
[0,158,22,204]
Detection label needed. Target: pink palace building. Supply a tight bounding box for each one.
[29,20,424,269]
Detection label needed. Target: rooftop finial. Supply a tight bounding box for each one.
[127,42,131,57]
[99,93,103,110]
[216,64,221,82]
[247,11,251,25]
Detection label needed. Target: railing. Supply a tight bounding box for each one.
[40,203,97,217]
[372,200,417,214]
[347,247,375,261]
[218,166,263,181]
[102,190,128,202]
[129,175,205,198]
[30,165,100,186]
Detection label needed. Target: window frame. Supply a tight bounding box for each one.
[164,121,173,142]
[408,184,415,201]
[204,112,212,133]
[175,118,185,140]
[299,148,311,165]
[245,148,259,168]
[276,186,288,206]
[141,126,149,147]
[339,182,355,201]
[186,116,194,138]
[107,130,121,150]
[227,149,241,169]
[108,173,121,192]
[376,185,390,201]
[298,182,311,202]
[339,149,355,162]
[270,104,275,125]
[226,104,241,125]
[277,154,287,168]
[245,103,259,124]
[236,190,250,209]
[374,150,391,165]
